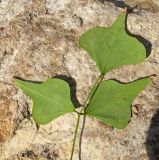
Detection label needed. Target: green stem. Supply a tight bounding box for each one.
[70,74,104,160]
[70,113,81,160]
[80,74,104,113]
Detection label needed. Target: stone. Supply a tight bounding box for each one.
[0,83,17,142]
[0,0,159,159]
[124,0,159,13]
[104,0,159,13]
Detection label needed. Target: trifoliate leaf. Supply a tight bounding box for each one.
[86,78,151,129]
[15,79,75,124]
[79,13,146,74]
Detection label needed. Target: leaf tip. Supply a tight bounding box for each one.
[15,79,21,87]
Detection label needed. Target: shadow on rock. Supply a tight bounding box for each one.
[125,12,152,58]
[146,109,159,160]
[99,0,128,8]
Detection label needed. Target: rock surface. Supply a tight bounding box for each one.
[0,0,159,159]
[125,0,159,13]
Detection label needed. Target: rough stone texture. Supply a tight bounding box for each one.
[0,0,159,159]
[0,83,17,142]
[104,0,159,13]
[125,0,159,13]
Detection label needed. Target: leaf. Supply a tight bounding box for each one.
[79,13,146,74]
[85,78,151,129]
[15,79,75,124]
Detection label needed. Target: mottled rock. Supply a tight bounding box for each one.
[0,0,159,159]
[125,0,159,13]
[0,83,17,142]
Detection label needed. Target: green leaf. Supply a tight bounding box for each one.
[79,13,146,74]
[15,79,75,124]
[86,78,151,129]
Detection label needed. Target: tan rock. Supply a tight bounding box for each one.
[0,0,159,159]
[125,0,159,13]
[0,83,17,142]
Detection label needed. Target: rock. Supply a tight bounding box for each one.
[102,0,159,13]
[124,0,159,13]
[0,0,159,159]
[0,83,17,142]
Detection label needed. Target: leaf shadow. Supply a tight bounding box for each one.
[125,11,152,58]
[109,75,155,84]
[53,75,81,108]
[98,0,142,12]
[146,108,159,160]
[14,76,42,84]
[14,75,81,108]
[99,0,129,8]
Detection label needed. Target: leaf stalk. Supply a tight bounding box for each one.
[70,74,104,160]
